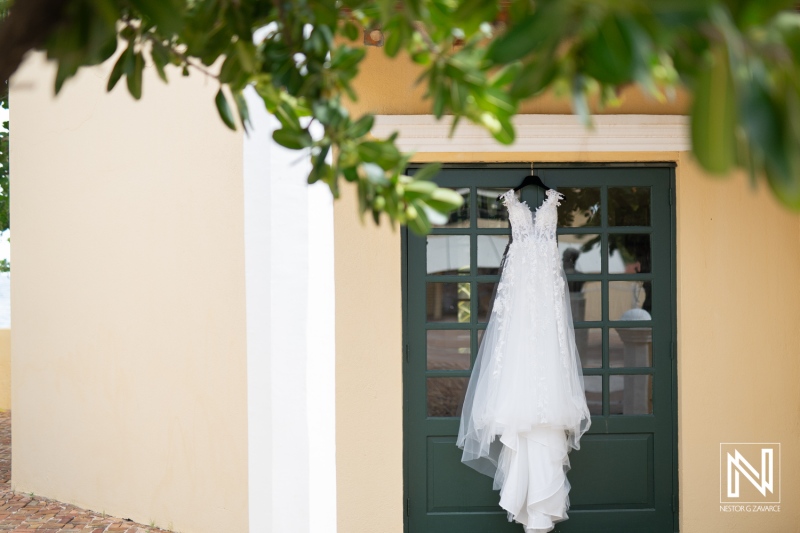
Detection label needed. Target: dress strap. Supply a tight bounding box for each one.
[545,188,564,206]
[499,189,516,207]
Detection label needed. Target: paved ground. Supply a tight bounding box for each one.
[0,411,174,532]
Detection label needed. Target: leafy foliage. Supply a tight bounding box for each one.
[3,0,800,235]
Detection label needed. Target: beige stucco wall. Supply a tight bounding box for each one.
[336,48,800,533]
[10,54,248,533]
[0,329,10,410]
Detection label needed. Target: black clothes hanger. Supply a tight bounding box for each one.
[496,174,553,201]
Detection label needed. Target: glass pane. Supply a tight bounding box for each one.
[477,188,510,228]
[427,330,471,370]
[609,281,651,321]
[434,187,470,228]
[608,186,651,226]
[427,282,471,323]
[477,235,509,275]
[575,328,602,368]
[427,235,470,275]
[477,328,485,347]
[477,282,498,322]
[557,187,601,228]
[571,280,601,322]
[609,375,653,415]
[559,233,601,274]
[427,377,469,417]
[608,234,651,274]
[583,375,602,415]
[610,327,653,368]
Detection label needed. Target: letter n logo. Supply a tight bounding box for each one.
[720,443,781,504]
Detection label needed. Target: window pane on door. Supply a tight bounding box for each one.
[427,330,471,370]
[609,281,650,321]
[609,375,653,415]
[427,282,471,323]
[608,186,651,226]
[427,235,470,275]
[575,327,602,368]
[559,233,601,274]
[434,187,470,228]
[557,187,601,227]
[610,328,653,367]
[608,234,651,274]
[427,377,469,417]
[477,188,510,228]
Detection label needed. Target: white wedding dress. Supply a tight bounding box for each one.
[456,188,592,532]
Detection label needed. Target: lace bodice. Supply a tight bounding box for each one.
[499,188,564,242]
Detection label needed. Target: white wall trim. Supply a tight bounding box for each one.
[244,87,337,533]
[372,114,691,153]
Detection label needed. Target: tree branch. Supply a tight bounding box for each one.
[0,0,69,97]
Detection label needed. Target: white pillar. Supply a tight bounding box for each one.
[244,87,336,533]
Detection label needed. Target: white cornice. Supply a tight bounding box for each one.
[372,114,690,153]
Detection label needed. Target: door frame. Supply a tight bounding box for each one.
[401,161,679,532]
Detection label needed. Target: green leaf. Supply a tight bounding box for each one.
[411,162,442,182]
[357,141,401,169]
[581,15,638,85]
[272,128,313,149]
[129,0,183,34]
[486,7,566,64]
[150,45,169,83]
[107,47,130,91]
[348,114,374,138]
[343,20,360,41]
[54,62,78,94]
[740,77,787,179]
[215,88,237,130]
[126,52,144,100]
[690,45,737,174]
[509,56,558,99]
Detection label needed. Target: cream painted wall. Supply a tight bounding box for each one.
[10,54,249,533]
[0,329,10,410]
[335,59,800,531]
[675,152,800,532]
[334,189,404,533]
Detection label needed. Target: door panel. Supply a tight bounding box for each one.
[403,165,677,533]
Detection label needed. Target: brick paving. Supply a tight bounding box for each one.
[0,410,174,532]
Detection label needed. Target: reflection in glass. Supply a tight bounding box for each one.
[477,282,498,322]
[477,235,510,275]
[559,233,601,275]
[427,377,469,417]
[427,330,471,370]
[434,187,470,228]
[609,281,651,320]
[575,328,602,368]
[477,188,511,228]
[608,186,651,226]
[427,235,470,275]
[571,280,601,322]
[610,328,653,367]
[609,375,653,414]
[583,375,602,415]
[608,234,651,274]
[427,282,471,322]
[557,187,601,227]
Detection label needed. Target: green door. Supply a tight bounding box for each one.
[403,165,678,533]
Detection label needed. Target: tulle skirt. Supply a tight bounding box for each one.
[456,237,591,532]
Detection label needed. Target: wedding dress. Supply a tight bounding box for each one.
[456,187,592,533]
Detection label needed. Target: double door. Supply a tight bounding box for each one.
[403,165,677,532]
